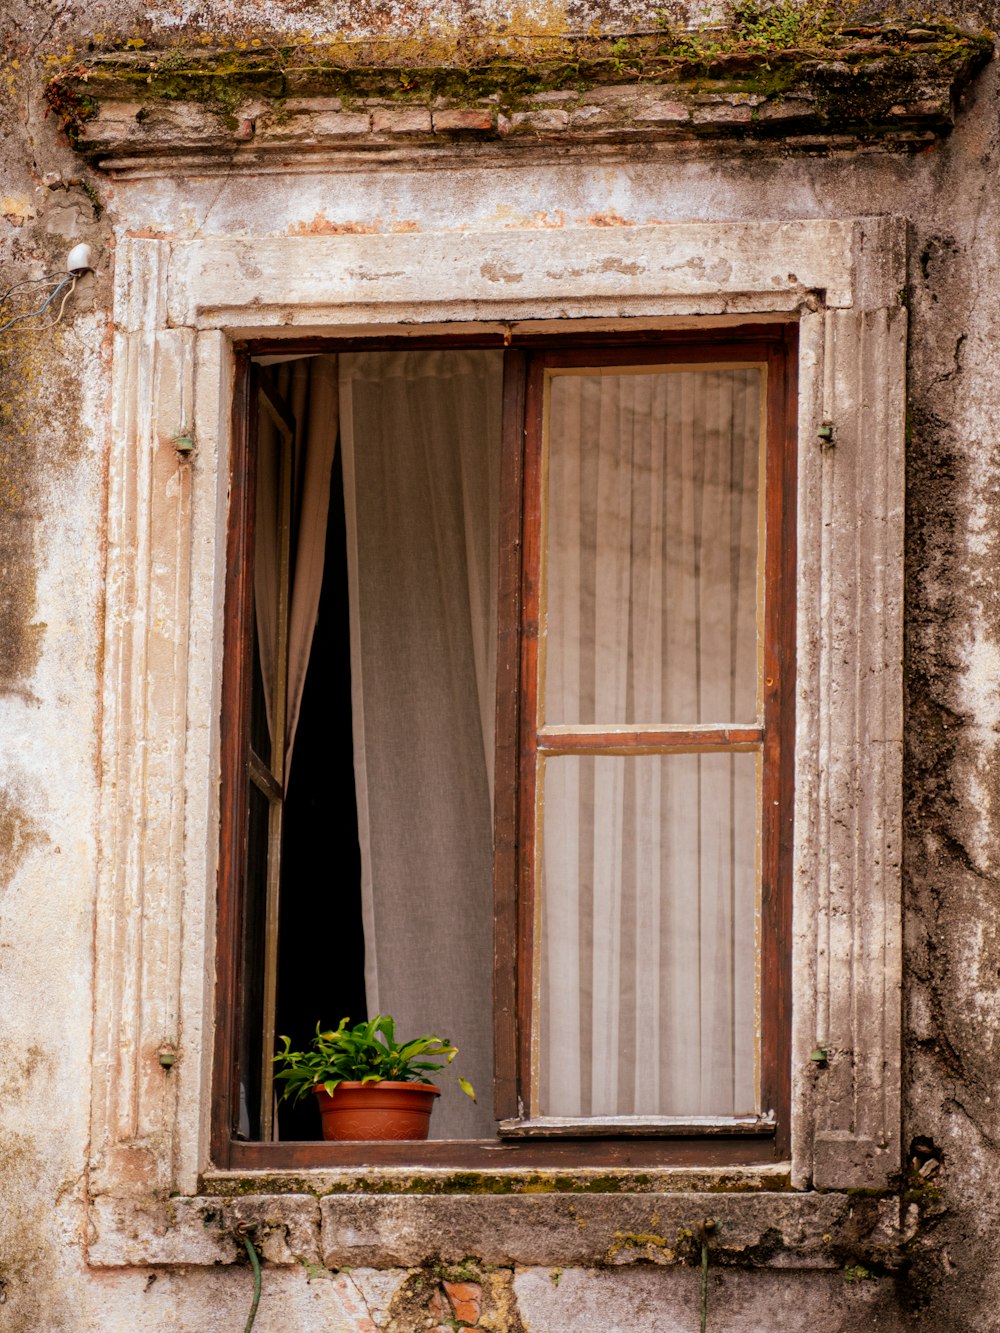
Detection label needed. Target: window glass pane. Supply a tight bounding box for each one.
[537,752,759,1119]
[543,367,763,727]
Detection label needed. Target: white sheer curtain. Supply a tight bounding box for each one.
[339,349,502,1139]
[538,367,763,1119]
[253,355,339,777]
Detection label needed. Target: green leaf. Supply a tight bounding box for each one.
[270,1014,473,1104]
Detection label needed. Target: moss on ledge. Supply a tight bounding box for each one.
[44,12,992,149]
[201,1167,794,1197]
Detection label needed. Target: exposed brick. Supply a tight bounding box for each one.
[313,111,371,137]
[509,109,570,132]
[79,100,215,146]
[694,91,764,105]
[444,1280,483,1324]
[885,129,939,143]
[755,100,815,122]
[570,106,613,127]
[784,133,857,150]
[578,84,643,105]
[692,104,754,125]
[432,108,494,133]
[889,98,948,117]
[258,111,370,142]
[371,107,433,135]
[283,96,344,112]
[77,119,128,142]
[636,101,690,123]
[526,90,578,103]
[427,1289,449,1320]
[92,100,144,121]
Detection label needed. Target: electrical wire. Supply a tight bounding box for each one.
[700,1239,710,1333]
[0,272,77,335]
[243,1234,262,1333]
[32,276,77,332]
[0,272,68,305]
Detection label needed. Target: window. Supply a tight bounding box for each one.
[213,325,797,1168]
[91,222,905,1247]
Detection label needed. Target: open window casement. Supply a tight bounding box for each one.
[510,343,794,1143]
[89,219,904,1252]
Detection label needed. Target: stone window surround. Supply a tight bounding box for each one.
[87,216,905,1268]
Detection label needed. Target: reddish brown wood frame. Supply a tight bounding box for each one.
[213,353,258,1165]
[212,325,797,1172]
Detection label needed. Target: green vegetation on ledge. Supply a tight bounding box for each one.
[42,5,992,142]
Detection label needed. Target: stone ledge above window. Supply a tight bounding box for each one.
[49,21,990,175]
[87,1183,907,1271]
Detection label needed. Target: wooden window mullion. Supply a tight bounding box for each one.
[493,349,527,1120]
[514,354,545,1118]
[213,353,258,1162]
[759,331,796,1156]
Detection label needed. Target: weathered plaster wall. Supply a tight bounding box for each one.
[3,1,1000,1329]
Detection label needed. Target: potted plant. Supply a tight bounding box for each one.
[272,1014,476,1141]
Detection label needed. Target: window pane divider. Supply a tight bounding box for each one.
[537,726,763,753]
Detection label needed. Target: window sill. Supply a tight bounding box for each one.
[219,1133,786,1171]
[87,1168,907,1274]
[201,1163,792,1196]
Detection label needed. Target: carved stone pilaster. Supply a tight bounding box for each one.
[793,303,906,1189]
[91,238,199,1196]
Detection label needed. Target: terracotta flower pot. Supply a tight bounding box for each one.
[313,1080,441,1141]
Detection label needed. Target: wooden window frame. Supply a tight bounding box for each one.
[212,322,797,1172]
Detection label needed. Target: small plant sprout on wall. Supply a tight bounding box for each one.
[272,1015,475,1141]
